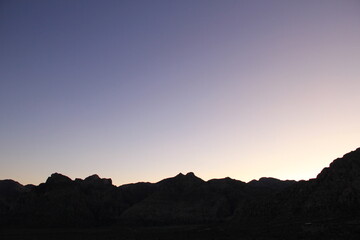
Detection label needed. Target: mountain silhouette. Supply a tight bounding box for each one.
[1,148,360,239]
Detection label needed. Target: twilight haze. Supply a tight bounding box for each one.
[0,0,359,186]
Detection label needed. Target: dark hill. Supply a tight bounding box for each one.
[232,148,360,239]
[248,177,296,190]
[0,179,29,222]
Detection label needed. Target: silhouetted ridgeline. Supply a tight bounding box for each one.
[1,148,360,239]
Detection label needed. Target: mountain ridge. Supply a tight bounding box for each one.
[1,148,360,238]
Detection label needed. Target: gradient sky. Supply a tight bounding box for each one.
[1,0,360,186]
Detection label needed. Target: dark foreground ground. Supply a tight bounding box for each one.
[1,225,226,240]
[2,219,360,240]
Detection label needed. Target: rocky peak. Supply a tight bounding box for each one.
[157,172,205,190]
[316,148,360,183]
[0,180,26,198]
[45,173,72,185]
[175,173,184,178]
[84,174,100,182]
[83,174,112,186]
[247,177,296,191]
[207,177,245,186]
[176,172,204,183]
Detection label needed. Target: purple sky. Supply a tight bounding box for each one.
[1,0,360,185]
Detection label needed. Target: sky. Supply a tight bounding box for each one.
[1,0,360,186]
